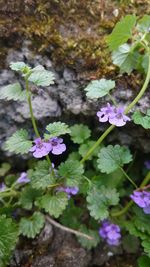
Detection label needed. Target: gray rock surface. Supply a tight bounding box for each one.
[1,41,150,161]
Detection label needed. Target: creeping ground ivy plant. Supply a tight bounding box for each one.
[0,14,150,266]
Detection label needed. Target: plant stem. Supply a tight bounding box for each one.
[25,79,40,137]
[46,215,94,240]
[119,167,137,189]
[0,190,19,198]
[25,78,55,177]
[108,93,118,106]
[111,171,150,217]
[80,51,150,163]
[80,125,115,163]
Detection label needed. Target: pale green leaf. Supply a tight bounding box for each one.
[112,44,139,74]
[70,124,91,144]
[87,185,119,220]
[4,129,32,155]
[107,15,136,51]
[19,186,42,210]
[19,212,45,238]
[44,122,71,139]
[0,163,11,177]
[28,65,55,86]
[36,192,68,218]
[29,160,56,190]
[0,215,18,266]
[84,79,115,99]
[132,110,150,129]
[0,83,26,101]
[137,15,150,33]
[10,62,29,72]
[97,145,132,174]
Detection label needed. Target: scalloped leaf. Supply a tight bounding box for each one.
[35,192,68,218]
[44,122,71,139]
[107,15,136,51]
[29,160,56,190]
[77,225,100,250]
[28,65,55,86]
[87,185,119,220]
[0,83,26,101]
[70,124,91,144]
[19,186,42,210]
[4,129,32,155]
[84,79,115,99]
[0,215,18,266]
[137,15,150,33]
[19,212,45,238]
[97,145,132,174]
[112,44,139,74]
[132,110,150,129]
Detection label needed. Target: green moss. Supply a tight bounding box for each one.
[0,0,150,74]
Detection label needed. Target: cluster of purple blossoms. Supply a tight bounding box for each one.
[130,190,150,214]
[16,172,30,184]
[97,103,130,127]
[30,137,66,158]
[99,220,121,246]
[56,186,79,199]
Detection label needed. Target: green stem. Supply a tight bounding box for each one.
[25,78,55,177]
[0,190,19,198]
[25,79,40,137]
[80,125,115,163]
[80,51,150,164]
[111,171,150,217]
[119,167,137,189]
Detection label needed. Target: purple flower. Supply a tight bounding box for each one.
[109,107,130,127]
[130,190,150,214]
[0,182,6,192]
[144,160,150,170]
[16,172,30,184]
[49,137,66,155]
[97,103,115,123]
[97,103,130,127]
[56,186,79,198]
[99,220,121,246]
[30,138,52,158]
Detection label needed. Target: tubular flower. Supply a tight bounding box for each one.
[99,220,121,246]
[130,190,150,214]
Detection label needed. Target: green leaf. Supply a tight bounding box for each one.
[10,62,30,72]
[36,192,68,218]
[87,185,119,220]
[0,215,18,266]
[44,122,71,139]
[29,161,55,190]
[19,212,45,238]
[70,124,91,144]
[142,239,150,258]
[138,256,150,267]
[137,15,150,33]
[58,160,84,187]
[112,44,139,74]
[19,186,42,210]
[0,163,11,177]
[132,110,150,129]
[107,15,136,51]
[97,145,132,174]
[0,83,26,101]
[4,129,32,155]
[60,199,83,228]
[84,79,115,99]
[28,65,55,86]
[77,225,100,250]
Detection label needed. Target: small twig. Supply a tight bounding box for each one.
[46,215,94,240]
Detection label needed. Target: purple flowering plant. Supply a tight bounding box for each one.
[0,14,150,264]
